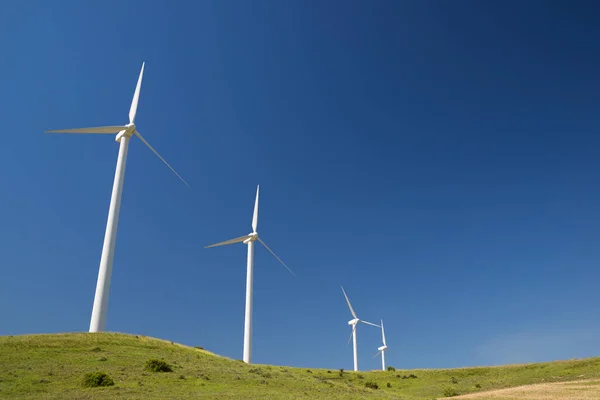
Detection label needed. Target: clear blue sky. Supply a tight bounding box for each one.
[1,0,600,370]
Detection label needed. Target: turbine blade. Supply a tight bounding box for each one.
[373,350,383,359]
[205,235,251,248]
[129,62,145,123]
[257,237,295,276]
[45,126,126,134]
[360,320,380,328]
[381,320,386,346]
[340,286,358,319]
[134,131,190,188]
[346,324,356,347]
[252,185,259,233]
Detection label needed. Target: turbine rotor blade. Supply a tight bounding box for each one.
[45,126,126,134]
[373,350,383,359]
[340,286,358,319]
[252,185,259,233]
[205,235,252,248]
[346,324,356,347]
[257,237,295,277]
[129,62,145,124]
[134,131,190,188]
[381,320,386,346]
[360,320,380,328]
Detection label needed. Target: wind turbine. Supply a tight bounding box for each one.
[46,62,189,333]
[373,319,388,371]
[205,185,294,364]
[341,286,379,371]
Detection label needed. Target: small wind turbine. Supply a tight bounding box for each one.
[373,319,388,371]
[341,286,379,371]
[46,62,189,333]
[205,185,294,364]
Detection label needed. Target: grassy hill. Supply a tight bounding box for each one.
[1,333,599,399]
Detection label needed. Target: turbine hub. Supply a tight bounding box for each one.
[243,232,258,244]
[348,318,359,325]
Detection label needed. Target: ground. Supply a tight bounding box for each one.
[1,332,599,399]
[452,379,600,400]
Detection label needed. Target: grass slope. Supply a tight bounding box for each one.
[1,333,599,399]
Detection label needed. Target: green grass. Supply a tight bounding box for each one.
[0,333,599,399]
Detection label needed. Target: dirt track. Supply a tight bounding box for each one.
[450,379,600,400]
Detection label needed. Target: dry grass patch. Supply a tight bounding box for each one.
[451,379,600,400]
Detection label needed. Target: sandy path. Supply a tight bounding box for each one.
[449,379,600,400]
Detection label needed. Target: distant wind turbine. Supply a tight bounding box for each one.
[205,185,294,364]
[373,319,388,371]
[46,62,189,333]
[341,286,379,371]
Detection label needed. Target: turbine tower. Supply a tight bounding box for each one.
[374,319,388,371]
[341,286,379,371]
[205,186,294,364]
[46,62,189,333]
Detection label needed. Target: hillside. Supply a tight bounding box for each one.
[1,333,599,399]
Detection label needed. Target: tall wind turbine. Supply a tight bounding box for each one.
[373,319,388,371]
[46,62,189,333]
[341,286,379,371]
[205,185,294,364]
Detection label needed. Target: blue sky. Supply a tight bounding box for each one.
[1,0,600,370]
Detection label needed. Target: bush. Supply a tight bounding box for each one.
[91,347,102,352]
[365,381,379,389]
[357,374,364,379]
[442,386,459,397]
[475,383,482,389]
[451,376,458,384]
[82,372,114,388]
[144,359,173,373]
[387,366,396,371]
[387,382,392,388]
[339,368,344,377]
[194,346,204,350]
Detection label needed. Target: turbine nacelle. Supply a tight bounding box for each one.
[348,318,359,326]
[243,232,258,244]
[378,345,388,351]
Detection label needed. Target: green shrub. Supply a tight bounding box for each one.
[387,382,392,388]
[357,374,364,379]
[144,359,173,373]
[442,386,459,397]
[387,366,396,371]
[91,347,102,352]
[365,381,379,389]
[339,368,344,377]
[475,383,482,389]
[194,346,204,350]
[451,376,458,384]
[82,372,114,388]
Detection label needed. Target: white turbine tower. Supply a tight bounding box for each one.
[205,185,294,364]
[373,319,388,371]
[341,286,379,371]
[46,62,189,333]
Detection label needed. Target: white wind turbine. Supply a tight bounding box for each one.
[373,319,388,371]
[205,185,294,364]
[46,62,189,333]
[341,286,379,371]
